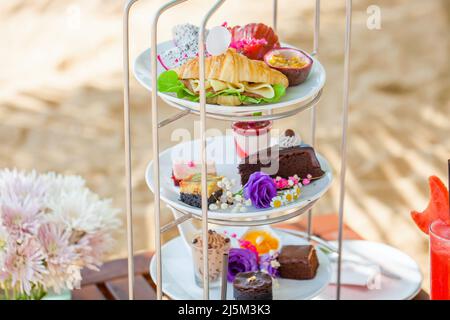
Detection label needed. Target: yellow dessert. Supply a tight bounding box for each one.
[241,229,280,254]
[268,54,306,68]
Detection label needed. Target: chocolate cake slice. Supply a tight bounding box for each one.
[233,271,273,300]
[238,144,325,185]
[238,129,324,185]
[278,245,319,280]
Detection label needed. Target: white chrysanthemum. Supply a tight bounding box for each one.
[42,172,86,202]
[46,189,121,234]
[0,169,48,207]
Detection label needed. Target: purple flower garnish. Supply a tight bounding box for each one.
[243,172,277,209]
[259,252,280,278]
[227,248,258,282]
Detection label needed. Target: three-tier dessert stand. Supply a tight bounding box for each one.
[123,0,352,300]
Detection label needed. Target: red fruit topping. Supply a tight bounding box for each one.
[171,171,181,187]
[229,23,280,60]
[232,121,272,132]
[411,176,450,234]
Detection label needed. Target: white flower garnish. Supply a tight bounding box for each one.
[283,190,294,202]
[293,185,301,199]
[270,196,283,208]
[270,260,281,268]
[209,203,218,210]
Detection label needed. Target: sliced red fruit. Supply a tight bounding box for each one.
[229,23,280,61]
[411,176,450,234]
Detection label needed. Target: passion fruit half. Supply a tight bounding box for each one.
[264,48,313,86]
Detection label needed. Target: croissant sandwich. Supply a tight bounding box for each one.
[157,49,288,106]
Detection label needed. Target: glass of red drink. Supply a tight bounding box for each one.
[430,219,450,300]
[232,121,272,159]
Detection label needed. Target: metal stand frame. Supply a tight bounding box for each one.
[122,0,352,300]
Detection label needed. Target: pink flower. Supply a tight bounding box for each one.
[38,224,78,266]
[273,177,289,190]
[1,196,43,240]
[76,232,111,270]
[0,169,121,297]
[2,238,47,295]
[37,223,81,292]
[238,239,259,258]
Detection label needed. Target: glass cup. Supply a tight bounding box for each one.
[190,233,230,288]
[429,219,450,300]
[232,121,272,159]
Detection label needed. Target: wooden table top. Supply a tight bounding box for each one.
[73,214,429,300]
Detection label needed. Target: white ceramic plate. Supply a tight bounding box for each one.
[315,240,423,300]
[133,41,326,114]
[145,135,333,221]
[149,227,332,300]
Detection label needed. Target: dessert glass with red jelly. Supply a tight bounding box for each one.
[232,121,272,159]
[430,220,450,300]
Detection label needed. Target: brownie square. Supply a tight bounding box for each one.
[278,245,319,280]
[233,272,272,300]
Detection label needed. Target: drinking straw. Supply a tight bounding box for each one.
[448,159,450,218]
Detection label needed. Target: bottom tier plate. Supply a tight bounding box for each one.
[150,228,331,300]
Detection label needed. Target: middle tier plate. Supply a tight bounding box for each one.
[134,41,326,116]
[146,135,333,224]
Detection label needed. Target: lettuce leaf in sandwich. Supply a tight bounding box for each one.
[157,70,286,104]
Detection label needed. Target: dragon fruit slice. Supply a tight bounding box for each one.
[158,24,210,70]
[172,23,201,47]
[158,47,185,70]
[172,24,201,60]
[157,44,201,70]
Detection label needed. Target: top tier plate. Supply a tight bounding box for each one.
[133,41,326,115]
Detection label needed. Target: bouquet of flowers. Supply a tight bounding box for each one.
[0,169,121,300]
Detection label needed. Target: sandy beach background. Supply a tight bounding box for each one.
[0,0,448,293]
